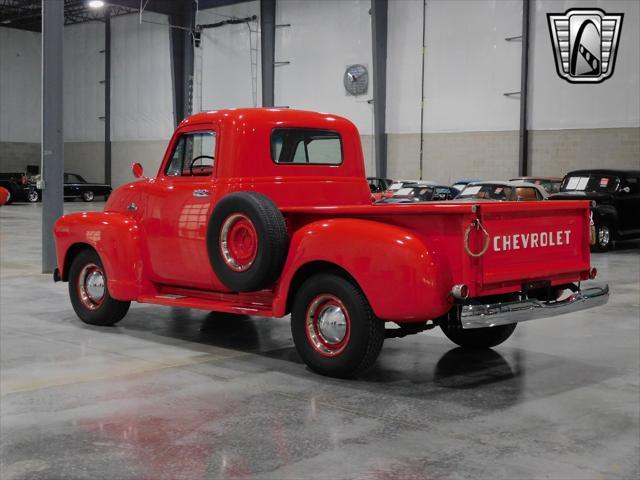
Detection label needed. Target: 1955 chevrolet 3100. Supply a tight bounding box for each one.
[53,109,609,377]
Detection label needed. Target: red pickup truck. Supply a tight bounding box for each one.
[53,109,608,377]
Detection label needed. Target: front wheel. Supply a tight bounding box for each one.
[68,249,130,326]
[440,322,516,349]
[82,190,95,202]
[291,273,384,378]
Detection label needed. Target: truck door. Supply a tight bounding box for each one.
[143,126,229,291]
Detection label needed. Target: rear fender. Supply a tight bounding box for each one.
[54,212,143,300]
[273,218,451,322]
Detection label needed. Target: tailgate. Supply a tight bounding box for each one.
[469,201,591,293]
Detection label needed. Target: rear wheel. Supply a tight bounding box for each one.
[82,191,95,202]
[68,249,130,326]
[291,273,384,377]
[440,322,516,349]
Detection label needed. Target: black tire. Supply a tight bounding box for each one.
[68,248,130,326]
[592,221,612,252]
[291,273,385,378]
[440,322,516,349]
[27,189,40,203]
[207,192,288,292]
[82,191,95,202]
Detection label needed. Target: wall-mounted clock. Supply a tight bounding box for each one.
[343,64,369,96]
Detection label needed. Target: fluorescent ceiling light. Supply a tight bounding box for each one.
[88,0,105,8]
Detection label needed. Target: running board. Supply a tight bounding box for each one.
[138,287,275,316]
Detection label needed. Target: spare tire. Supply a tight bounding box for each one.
[207,192,288,292]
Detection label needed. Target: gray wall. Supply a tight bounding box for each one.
[0,142,40,172]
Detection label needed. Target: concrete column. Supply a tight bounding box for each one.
[260,0,276,107]
[371,0,388,178]
[41,0,64,273]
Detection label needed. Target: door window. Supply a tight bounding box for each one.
[165,131,216,177]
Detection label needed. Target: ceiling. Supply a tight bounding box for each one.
[0,0,251,32]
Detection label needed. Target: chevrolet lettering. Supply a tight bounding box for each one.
[493,230,572,252]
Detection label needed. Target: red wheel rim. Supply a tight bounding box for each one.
[77,263,105,310]
[219,213,258,272]
[305,294,351,357]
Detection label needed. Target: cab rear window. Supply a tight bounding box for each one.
[271,128,342,165]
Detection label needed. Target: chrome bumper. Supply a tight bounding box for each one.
[460,283,609,329]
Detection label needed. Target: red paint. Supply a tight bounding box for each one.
[0,186,9,206]
[54,108,595,323]
[219,214,258,272]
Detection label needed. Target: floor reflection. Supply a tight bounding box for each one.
[433,347,521,389]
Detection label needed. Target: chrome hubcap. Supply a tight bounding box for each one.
[78,263,105,310]
[317,305,347,343]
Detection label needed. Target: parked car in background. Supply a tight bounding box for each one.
[511,176,562,194]
[367,177,394,201]
[381,180,437,199]
[451,179,481,193]
[376,185,458,203]
[28,173,112,202]
[0,186,9,206]
[0,171,31,203]
[367,177,393,193]
[549,169,640,251]
[456,181,548,201]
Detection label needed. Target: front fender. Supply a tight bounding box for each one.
[273,218,451,322]
[54,212,143,300]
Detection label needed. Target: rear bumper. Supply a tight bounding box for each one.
[460,283,609,329]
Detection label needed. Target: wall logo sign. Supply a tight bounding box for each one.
[547,8,623,84]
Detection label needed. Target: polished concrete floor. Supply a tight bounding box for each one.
[1,201,639,480]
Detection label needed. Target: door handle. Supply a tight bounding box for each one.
[193,189,210,197]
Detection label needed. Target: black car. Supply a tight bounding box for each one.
[550,169,640,251]
[0,172,33,203]
[28,173,112,202]
[376,185,457,203]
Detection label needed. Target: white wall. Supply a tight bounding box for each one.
[63,22,104,142]
[197,1,261,111]
[274,0,374,136]
[110,12,174,141]
[530,0,640,130]
[0,27,41,143]
[386,0,523,135]
[423,0,523,133]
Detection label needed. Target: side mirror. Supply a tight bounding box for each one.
[132,162,145,179]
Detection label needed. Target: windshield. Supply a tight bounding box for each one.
[458,184,512,200]
[561,175,620,192]
[451,183,466,192]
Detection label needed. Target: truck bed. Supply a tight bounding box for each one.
[282,200,592,299]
